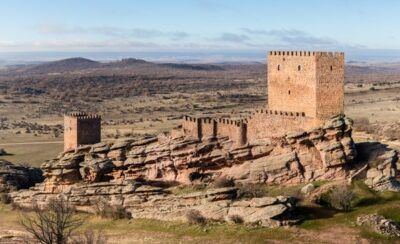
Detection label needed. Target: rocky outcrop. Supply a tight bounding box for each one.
[37,115,360,193]
[357,214,400,237]
[0,160,43,192]
[353,142,399,191]
[10,182,297,227]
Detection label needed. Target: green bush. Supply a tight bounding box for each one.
[186,210,206,225]
[211,177,235,188]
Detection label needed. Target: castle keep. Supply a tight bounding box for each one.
[182,51,345,145]
[64,112,101,151]
[268,51,344,120]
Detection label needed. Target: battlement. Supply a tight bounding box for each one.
[250,109,306,119]
[269,51,344,57]
[182,115,247,145]
[66,112,101,120]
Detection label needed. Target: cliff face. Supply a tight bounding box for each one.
[7,115,400,226]
[38,115,359,192]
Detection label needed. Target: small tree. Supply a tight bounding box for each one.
[19,199,83,244]
[328,185,356,211]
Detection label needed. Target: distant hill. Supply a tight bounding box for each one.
[0,57,226,76]
[22,57,101,74]
[159,63,224,71]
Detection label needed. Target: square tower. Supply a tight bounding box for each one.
[267,51,344,120]
[64,112,101,151]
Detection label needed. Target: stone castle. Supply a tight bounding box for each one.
[175,51,344,146]
[63,50,344,150]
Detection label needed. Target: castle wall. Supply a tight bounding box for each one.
[182,116,246,145]
[201,118,217,139]
[217,119,247,145]
[315,52,344,119]
[182,116,201,139]
[267,51,317,117]
[247,109,317,143]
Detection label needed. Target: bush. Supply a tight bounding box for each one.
[229,215,244,224]
[186,209,206,225]
[211,177,235,188]
[353,117,377,134]
[328,185,356,211]
[0,193,11,204]
[71,229,108,244]
[236,184,267,199]
[94,199,131,220]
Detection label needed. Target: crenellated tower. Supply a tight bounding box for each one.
[64,112,101,151]
[267,51,344,121]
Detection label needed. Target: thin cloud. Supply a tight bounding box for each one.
[214,32,250,43]
[36,24,190,41]
[241,28,365,50]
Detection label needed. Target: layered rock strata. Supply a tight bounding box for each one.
[10,183,296,227]
[39,115,360,193]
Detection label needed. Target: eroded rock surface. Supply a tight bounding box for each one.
[10,183,296,227]
[353,142,400,191]
[0,160,43,192]
[38,116,362,193]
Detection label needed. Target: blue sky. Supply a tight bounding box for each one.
[0,0,400,61]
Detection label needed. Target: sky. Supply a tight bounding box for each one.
[1,0,400,62]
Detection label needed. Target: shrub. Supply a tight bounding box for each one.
[186,209,206,225]
[353,117,378,134]
[71,229,108,244]
[211,177,235,188]
[236,184,267,199]
[0,193,11,204]
[94,199,131,220]
[229,215,244,224]
[328,185,356,211]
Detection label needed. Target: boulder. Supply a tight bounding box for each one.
[301,183,315,194]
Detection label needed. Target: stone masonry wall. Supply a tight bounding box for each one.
[267,51,344,121]
[64,116,78,151]
[268,51,317,117]
[182,116,246,145]
[316,53,345,120]
[247,109,317,143]
[201,118,217,139]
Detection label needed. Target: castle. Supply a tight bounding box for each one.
[182,51,344,145]
[63,51,344,150]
